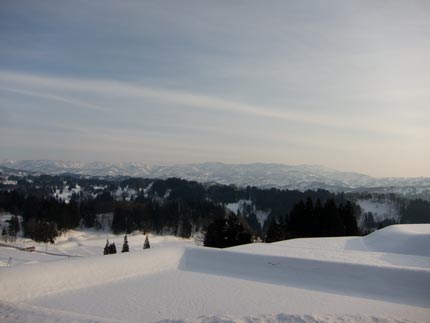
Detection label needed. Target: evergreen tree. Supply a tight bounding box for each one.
[245,212,261,233]
[312,198,323,236]
[203,215,252,248]
[109,242,117,254]
[24,219,58,243]
[143,235,150,249]
[265,218,284,242]
[177,214,192,238]
[104,239,110,255]
[8,215,20,237]
[287,200,307,237]
[112,206,129,234]
[342,201,359,235]
[320,198,343,236]
[2,227,7,242]
[122,235,130,253]
[363,212,377,229]
[400,199,430,223]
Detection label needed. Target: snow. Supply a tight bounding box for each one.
[363,224,430,257]
[164,188,172,199]
[357,199,400,223]
[53,185,82,204]
[0,225,429,322]
[1,179,17,185]
[255,210,269,227]
[113,185,138,201]
[0,212,14,224]
[0,230,192,266]
[144,182,153,198]
[226,200,269,228]
[226,202,241,214]
[4,160,430,197]
[92,185,107,191]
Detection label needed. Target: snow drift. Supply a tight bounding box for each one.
[0,225,429,323]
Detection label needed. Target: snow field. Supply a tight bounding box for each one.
[0,224,429,322]
[0,230,193,266]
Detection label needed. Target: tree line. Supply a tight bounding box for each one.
[265,197,359,242]
[1,176,429,245]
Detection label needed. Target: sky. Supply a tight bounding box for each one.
[0,0,429,177]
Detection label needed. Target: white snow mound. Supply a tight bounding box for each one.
[363,224,430,257]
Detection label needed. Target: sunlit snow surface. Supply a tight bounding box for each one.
[0,225,429,323]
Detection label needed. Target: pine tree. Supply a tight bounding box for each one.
[8,215,20,237]
[143,235,150,249]
[265,218,284,243]
[103,239,109,255]
[122,235,129,253]
[341,201,359,235]
[363,212,376,230]
[2,227,7,242]
[245,212,261,233]
[287,200,306,237]
[109,242,117,254]
[312,198,323,236]
[203,215,252,248]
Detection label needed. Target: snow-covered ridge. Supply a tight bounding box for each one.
[2,160,430,195]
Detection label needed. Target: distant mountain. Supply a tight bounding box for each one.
[1,159,430,196]
[0,160,152,177]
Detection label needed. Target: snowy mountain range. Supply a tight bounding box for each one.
[1,159,430,195]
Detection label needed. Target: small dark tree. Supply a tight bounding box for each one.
[112,205,133,234]
[287,199,314,237]
[2,227,7,242]
[103,239,110,255]
[177,215,192,238]
[122,235,130,253]
[341,201,359,235]
[265,218,284,243]
[8,215,20,237]
[143,235,150,249]
[363,212,377,229]
[320,198,344,237]
[109,242,117,254]
[245,212,261,234]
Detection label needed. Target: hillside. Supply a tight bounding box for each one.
[2,160,430,196]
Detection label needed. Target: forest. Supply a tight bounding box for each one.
[1,175,429,246]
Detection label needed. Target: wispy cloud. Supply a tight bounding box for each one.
[0,85,105,112]
[0,71,425,138]
[1,0,429,176]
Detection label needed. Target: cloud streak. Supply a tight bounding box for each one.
[1,1,429,176]
[0,71,425,138]
[0,85,105,112]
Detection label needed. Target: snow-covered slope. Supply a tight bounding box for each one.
[226,199,270,228]
[0,230,192,267]
[2,160,430,195]
[357,198,400,223]
[0,225,429,322]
